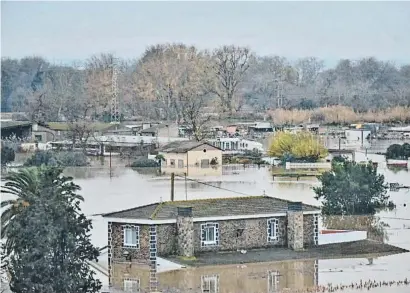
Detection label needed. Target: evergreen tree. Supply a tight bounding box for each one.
[2,167,101,293]
[314,159,393,215]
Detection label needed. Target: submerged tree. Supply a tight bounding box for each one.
[1,167,101,293]
[314,159,393,215]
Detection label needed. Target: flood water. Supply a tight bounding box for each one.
[4,146,410,293]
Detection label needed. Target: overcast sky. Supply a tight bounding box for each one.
[2,1,410,66]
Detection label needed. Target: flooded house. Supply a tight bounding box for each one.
[158,141,223,176]
[207,137,264,154]
[102,196,321,287]
[0,121,33,140]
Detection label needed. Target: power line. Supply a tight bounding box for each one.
[174,174,253,197]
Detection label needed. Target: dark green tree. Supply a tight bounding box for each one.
[1,146,15,166]
[314,160,392,215]
[2,167,101,293]
[386,144,404,159]
[24,150,88,167]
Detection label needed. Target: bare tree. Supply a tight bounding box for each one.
[212,45,252,114]
[136,44,214,138]
[295,57,324,87]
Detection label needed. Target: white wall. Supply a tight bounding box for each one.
[318,230,367,245]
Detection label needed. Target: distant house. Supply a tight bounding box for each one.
[102,196,320,287]
[31,123,56,143]
[158,141,222,176]
[140,123,179,138]
[46,122,119,139]
[207,137,264,154]
[1,121,33,140]
[248,122,274,136]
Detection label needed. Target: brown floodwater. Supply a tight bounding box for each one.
[4,149,410,292]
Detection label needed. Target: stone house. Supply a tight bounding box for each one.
[158,141,223,176]
[102,196,320,287]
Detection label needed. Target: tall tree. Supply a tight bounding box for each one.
[136,43,215,134]
[314,159,392,215]
[2,167,101,293]
[212,45,252,113]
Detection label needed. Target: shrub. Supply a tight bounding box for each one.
[24,150,88,167]
[1,146,15,166]
[130,158,159,168]
[386,143,410,160]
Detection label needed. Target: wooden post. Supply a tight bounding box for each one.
[171,173,175,201]
[184,172,188,201]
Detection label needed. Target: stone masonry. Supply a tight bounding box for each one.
[287,211,304,250]
[176,207,194,257]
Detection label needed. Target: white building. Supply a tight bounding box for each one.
[345,129,371,142]
[207,137,264,154]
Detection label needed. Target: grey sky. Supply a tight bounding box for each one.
[1,1,410,66]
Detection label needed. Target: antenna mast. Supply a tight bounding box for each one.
[110,57,120,124]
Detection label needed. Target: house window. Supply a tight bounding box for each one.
[123,278,140,292]
[170,159,175,168]
[267,218,279,242]
[201,223,219,247]
[201,159,210,168]
[178,159,184,168]
[34,135,42,142]
[268,271,280,292]
[201,275,219,293]
[123,225,139,248]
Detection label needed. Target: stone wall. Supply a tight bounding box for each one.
[156,224,177,255]
[110,222,150,264]
[287,211,304,250]
[193,217,287,252]
[303,214,317,246]
[176,215,194,257]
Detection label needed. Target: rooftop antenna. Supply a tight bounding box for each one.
[110,56,120,126]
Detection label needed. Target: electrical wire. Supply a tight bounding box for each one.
[174,174,254,197]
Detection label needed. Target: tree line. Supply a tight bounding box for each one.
[2,43,410,126]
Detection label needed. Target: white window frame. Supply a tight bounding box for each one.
[268,270,280,292]
[201,223,219,246]
[123,278,140,292]
[267,218,279,242]
[201,275,219,293]
[123,225,139,248]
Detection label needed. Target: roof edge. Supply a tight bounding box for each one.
[103,210,321,224]
[101,202,159,218]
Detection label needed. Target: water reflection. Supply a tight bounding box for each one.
[111,260,319,293]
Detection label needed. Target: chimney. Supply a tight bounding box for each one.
[176,207,194,257]
[287,202,304,251]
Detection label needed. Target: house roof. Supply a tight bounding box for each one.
[46,122,116,131]
[102,196,320,220]
[140,125,163,133]
[1,121,32,129]
[159,140,219,153]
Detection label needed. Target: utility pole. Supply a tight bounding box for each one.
[184,172,188,201]
[170,173,175,201]
[110,56,120,127]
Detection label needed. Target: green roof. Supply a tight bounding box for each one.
[102,196,320,220]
